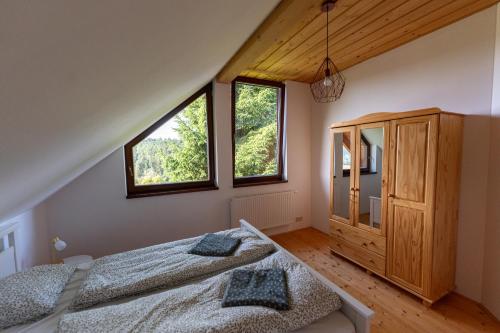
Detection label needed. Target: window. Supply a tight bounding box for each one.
[231,77,286,187]
[124,83,217,198]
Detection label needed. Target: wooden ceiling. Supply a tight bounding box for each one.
[217,0,499,83]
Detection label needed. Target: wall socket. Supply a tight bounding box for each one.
[295,216,303,222]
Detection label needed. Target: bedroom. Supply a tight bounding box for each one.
[0,0,499,332]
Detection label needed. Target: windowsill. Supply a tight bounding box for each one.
[233,179,288,188]
[127,184,219,199]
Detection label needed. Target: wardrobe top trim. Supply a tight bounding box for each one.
[329,108,463,129]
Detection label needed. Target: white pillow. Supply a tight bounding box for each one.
[0,264,76,329]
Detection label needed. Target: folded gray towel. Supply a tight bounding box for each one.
[222,268,289,310]
[188,233,241,256]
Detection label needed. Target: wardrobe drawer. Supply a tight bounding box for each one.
[330,236,386,276]
[329,219,386,256]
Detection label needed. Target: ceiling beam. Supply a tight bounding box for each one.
[216,0,324,83]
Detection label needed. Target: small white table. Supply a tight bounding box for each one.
[63,255,93,269]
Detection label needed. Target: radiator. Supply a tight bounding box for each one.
[230,190,298,230]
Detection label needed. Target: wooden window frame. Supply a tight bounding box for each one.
[124,82,217,198]
[231,76,286,188]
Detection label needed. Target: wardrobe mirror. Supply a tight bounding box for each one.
[357,127,384,229]
[332,130,352,221]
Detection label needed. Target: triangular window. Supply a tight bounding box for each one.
[124,83,216,198]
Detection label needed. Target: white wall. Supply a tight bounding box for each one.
[2,204,51,270]
[310,7,496,303]
[0,0,278,224]
[482,4,500,319]
[45,81,312,259]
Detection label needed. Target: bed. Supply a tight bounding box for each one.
[0,219,373,333]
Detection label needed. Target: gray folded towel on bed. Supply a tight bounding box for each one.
[222,268,289,310]
[189,233,241,256]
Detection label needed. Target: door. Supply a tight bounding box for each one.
[330,127,356,225]
[354,122,389,236]
[386,115,438,295]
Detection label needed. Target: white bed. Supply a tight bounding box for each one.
[0,220,373,333]
[239,219,373,333]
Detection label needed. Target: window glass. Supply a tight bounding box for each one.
[234,82,279,177]
[232,78,285,187]
[124,83,216,198]
[132,94,208,185]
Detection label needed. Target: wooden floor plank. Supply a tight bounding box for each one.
[271,227,500,333]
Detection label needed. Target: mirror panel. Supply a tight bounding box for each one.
[357,127,384,229]
[332,130,353,221]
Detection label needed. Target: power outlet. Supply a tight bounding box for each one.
[295,216,303,222]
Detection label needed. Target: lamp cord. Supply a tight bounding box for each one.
[326,7,329,60]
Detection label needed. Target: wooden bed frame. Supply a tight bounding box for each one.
[240,219,374,333]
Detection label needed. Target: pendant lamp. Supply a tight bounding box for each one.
[310,0,345,103]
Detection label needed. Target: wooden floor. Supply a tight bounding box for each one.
[271,228,500,333]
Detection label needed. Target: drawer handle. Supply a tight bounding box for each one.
[370,241,376,246]
[362,242,368,247]
[369,259,375,264]
[336,229,343,234]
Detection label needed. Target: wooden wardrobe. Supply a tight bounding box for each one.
[328,108,463,305]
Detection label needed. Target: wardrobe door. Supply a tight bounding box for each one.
[330,127,356,225]
[386,115,438,295]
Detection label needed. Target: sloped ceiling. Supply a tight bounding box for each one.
[0,0,279,222]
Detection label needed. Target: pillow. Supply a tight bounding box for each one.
[0,264,76,329]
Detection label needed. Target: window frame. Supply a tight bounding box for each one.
[342,134,373,177]
[231,76,286,188]
[124,82,217,198]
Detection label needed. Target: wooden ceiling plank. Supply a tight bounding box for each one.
[242,69,287,82]
[259,0,385,73]
[290,0,466,82]
[216,0,324,83]
[227,0,499,83]
[334,0,495,68]
[253,0,359,71]
[335,0,500,72]
[278,0,436,77]
[268,0,423,78]
[298,0,499,81]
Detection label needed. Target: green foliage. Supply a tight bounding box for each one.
[132,83,280,185]
[133,95,208,185]
[234,83,279,177]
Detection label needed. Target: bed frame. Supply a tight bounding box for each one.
[240,219,374,333]
[0,218,372,332]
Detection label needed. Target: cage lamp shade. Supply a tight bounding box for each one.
[310,0,345,103]
[310,57,345,103]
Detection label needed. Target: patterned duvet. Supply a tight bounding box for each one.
[59,251,343,333]
[70,228,275,310]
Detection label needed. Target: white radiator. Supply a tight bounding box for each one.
[230,191,298,230]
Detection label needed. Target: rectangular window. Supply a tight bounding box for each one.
[232,77,286,187]
[124,83,217,198]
